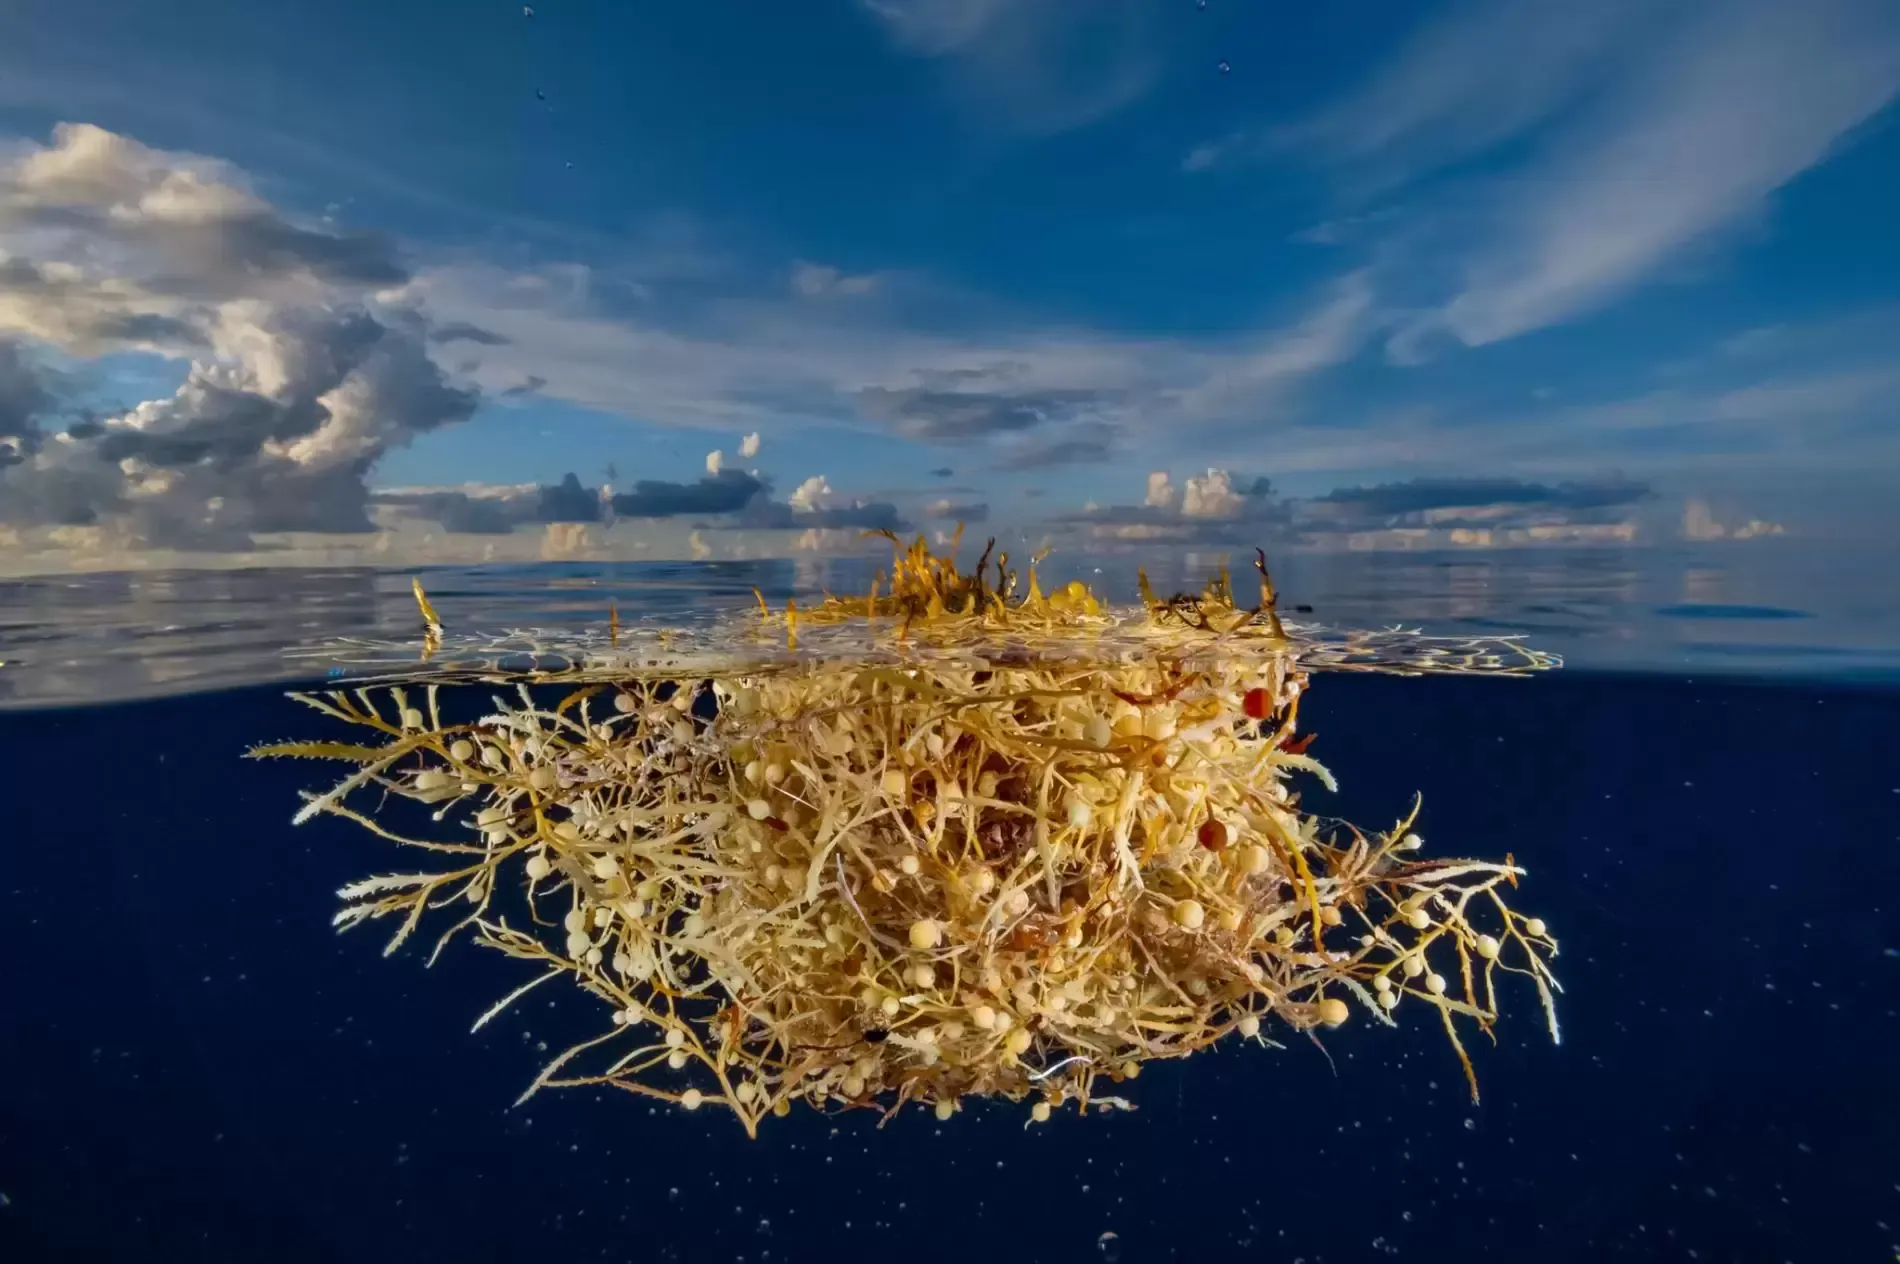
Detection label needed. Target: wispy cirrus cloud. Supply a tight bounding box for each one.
[1423,0,1900,349]
[1193,0,1900,357]
[860,0,1161,135]
[1186,0,1641,184]
[398,256,1365,463]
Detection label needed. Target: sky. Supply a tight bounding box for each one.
[0,0,1896,573]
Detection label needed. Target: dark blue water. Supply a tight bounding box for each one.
[3,671,1897,1263]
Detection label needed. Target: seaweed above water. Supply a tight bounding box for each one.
[252,536,1562,1136]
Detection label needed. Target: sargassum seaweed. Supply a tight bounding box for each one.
[253,537,1561,1136]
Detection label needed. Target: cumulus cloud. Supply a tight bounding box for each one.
[788,475,833,512]
[738,431,760,458]
[705,448,724,475]
[365,463,911,547]
[730,473,907,533]
[1682,498,1786,541]
[612,468,766,518]
[0,123,476,548]
[0,338,52,465]
[1181,469,1264,519]
[535,472,605,523]
[1055,467,1287,546]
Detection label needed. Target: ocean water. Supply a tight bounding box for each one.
[2,552,1898,1263]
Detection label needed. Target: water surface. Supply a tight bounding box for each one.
[2,540,1894,709]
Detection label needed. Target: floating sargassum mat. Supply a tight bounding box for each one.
[254,537,1561,1136]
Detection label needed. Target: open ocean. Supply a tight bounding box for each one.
[2,548,1897,1263]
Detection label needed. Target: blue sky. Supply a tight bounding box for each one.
[0,0,1897,569]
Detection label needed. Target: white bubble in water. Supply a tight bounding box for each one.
[1097,1230,1122,1262]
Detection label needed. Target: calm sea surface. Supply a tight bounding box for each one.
[2,540,1896,710]
[2,548,1896,1263]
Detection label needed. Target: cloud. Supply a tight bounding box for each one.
[1181,469,1270,519]
[739,431,760,458]
[1426,0,1900,348]
[0,338,53,463]
[736,498,908,533]
[0,257,205,354]
[923,497,988,523]
[860,0,1159,134]
[1682,499,1786,541]
[394,244,1364,460]
[1195,1,1900,356]
[1054,467,1287,545]
[1059,470,1655,552]
[717,472,908,533]
[429,321,511,346]
[993,420,1119,469]
[1195,0,1639,185]
[0,123,477,547]
[788,475,833,512]
[536,472,604,523]
[857,382,1103,441]
[1454,360,1900,476]
[791,261,880,298]
[612,468,766,518]
[371,486,521,535]
[4,123,407,298]
[1,314,474,546]
[1306,476,1650,523]
[367,466,914,545]
[1294,476,1652,548]
[1172,272,1376,421]
[705,448,724,475]
[372,476,605,535]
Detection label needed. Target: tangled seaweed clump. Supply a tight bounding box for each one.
[254,535,1562,1136]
